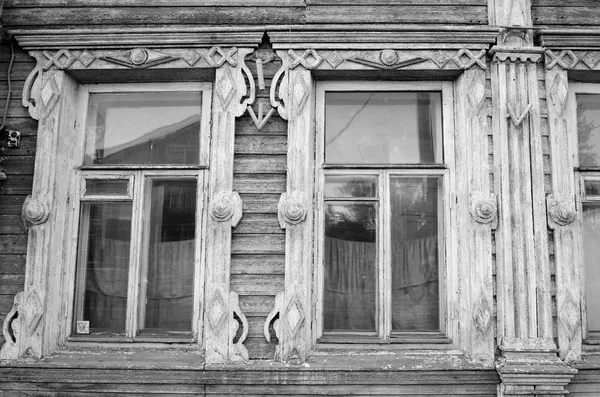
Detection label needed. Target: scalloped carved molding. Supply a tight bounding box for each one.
[545,49,600,71]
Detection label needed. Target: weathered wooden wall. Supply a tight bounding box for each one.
[1,0,489,27]
[0,41,36,348]
[532,0,600,27]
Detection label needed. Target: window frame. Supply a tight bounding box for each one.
[313,80,455,345]
[571,82,600,344]
[65,82,212,344]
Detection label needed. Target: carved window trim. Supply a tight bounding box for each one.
[313,80,456,347]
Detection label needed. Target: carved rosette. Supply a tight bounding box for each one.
[278,193,307,228]
[546,194,576,229]
[470,193,498,228]
[210,191,242,226]
[21,196,49,228]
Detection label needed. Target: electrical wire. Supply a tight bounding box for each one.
[0,36,14,132]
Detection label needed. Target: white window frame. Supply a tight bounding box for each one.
[65,82,212,343]
[313,81,455,345]
[570,82,600,343]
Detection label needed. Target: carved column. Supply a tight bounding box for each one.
[544,53,582,361]
[455,63,496,361]
[264,50,313,363]
[203,48,254,363]
[491,29,576,396]
[0,59,79,359]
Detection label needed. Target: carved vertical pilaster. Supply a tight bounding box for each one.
[1,58,80,359]
[264,51,313,363]
[489,0,532,27]
[544,60,582,361]
[455,64,496,361]
[203,48,254,363]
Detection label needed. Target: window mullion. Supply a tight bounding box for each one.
[379,169,391,340]
[126,171,145,339]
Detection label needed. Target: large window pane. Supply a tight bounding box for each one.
[323,202,377,333]
[325,92,442,165]
[583,203,600,333]
[577,94,600,167]
[85,91,202,166]
[73,202,132,334]
[390,176,441,332]
[141,178,197,333]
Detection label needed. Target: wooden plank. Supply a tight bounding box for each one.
[1,135,37,156]
[0,235,27,254]
[0,174,34,194]
[231,274,284,295]
[0,117,38,135]
[240,193,280,213]
[231,254,285,275]
[0,62,38,81]
[309,0,485,4]
[233,155,286,174]
[2,7,306,27]
[0,275,25,294]
[231,234,285,255]
[236,115,287,135]
[0,255,26,274]
[6,0,304,6]
[1,155,36,175]
[244,336,276,360]
[0,214,27,234]
[306,5,487,24]
[532,6,600,26]
[0,194,27,214]
[239,295,276,316]
[532,0,600,5]
[233,174,286,194]
[234,135,287,155]
[233,213,283,235]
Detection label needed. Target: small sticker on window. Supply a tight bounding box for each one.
[76,321,90,334]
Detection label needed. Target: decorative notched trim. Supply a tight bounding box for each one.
[210,191,242,226]
[21,195,50,228]
[264,292,284,345]
[470,192,498,228]
[546,49,600,71]
[506,103,532,127]
[546,194,576,229]
[278,192,308,228]
[0,292,23,359]
[229,292,249,363]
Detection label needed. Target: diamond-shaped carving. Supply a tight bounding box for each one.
[183,50,201,66]
[40,75,60,115]
[559,293,580,340]
[206,46,237,67]
[289,49,323,69]
[326,51,345,69]
[467,74,486,112]
[78,50,96,68]
[453,49,485,69]
[208,291,227,334]
[285,299,304,339]
[216,67,236,110]
[431,51,450,69]
[42,49,76,71]
[581,52,600,70]
[473,294,492,337]
[550,74,568,113]
[22,291,43,336]
[292,73,309,117]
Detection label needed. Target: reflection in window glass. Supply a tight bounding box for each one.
[325,92,442,164]
[390,176,440,332]
[323,202,377,333]
[73,202,132,334]
[324,175,378,198]
[84,91,202,166]
[577,94,600,167]
[583,203,600,333]
[85,179,129,196]
[141,179,197,333]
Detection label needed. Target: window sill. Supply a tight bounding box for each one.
[318,332,451,346]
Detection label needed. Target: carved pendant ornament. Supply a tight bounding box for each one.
[210,191,242,226]
[547,194,576,229]
[470,193,498,227]
[21,195,50,228]
[278,193,307,228]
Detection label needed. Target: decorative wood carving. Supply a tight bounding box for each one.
[469,193,498,227]
[288,49,323,70]
[101,48,178,69]
[347,50,427,70]
[21,195,50,228]
[491,29,552,346]
[22,64,60,121]
[247,102,276,131]
[0,292,23,359]
[545,50,600,71]
[278,193,307,228]
[203,48,254,363]
[545,65,582,360]
[473,294,493,337]
[264,292,284,349]
[270,58,289,120]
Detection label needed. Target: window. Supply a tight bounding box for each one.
[69,83,211,342]
[572,83,600,342]
[315,81,454,343]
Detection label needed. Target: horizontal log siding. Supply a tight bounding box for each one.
[232,56,286,360]
[0,43,36,349]
[532,1,600,26]
[2,1,488,28]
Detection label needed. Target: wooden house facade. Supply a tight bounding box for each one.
[0,0,600,395]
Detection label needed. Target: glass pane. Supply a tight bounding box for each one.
[84,91,202,166]
[583,203,600,332]
[85,179,129,196]
[73,202,132,334]
[577,94,600,167]
[390,176,441,332]
[324,175,378,198]
[323,202,377,333]
[325,91,442,165]
[585,180,600,199]
[141,178,197,333]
